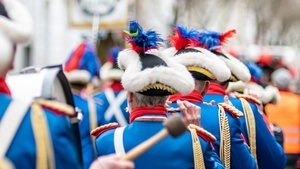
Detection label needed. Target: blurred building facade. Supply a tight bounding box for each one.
[12,0,300,92]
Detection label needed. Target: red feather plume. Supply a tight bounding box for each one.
[219,29,237,45]
[168,28,192,50]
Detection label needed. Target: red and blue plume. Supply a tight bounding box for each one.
[64,42,101,80]
[107,46,122,67]
[244,61,263,83]
[123,20,163,54]
[196,29,236,51]
[168,26,198,50]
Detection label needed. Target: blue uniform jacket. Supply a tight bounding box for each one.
[169,102,257,169]
[96,119,225,169]
[73,94,107,169]
[0,93,81,169]
[204,93,287,169]
[93,89,129,126]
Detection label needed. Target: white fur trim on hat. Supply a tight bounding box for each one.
[246,82,280,104]
[65,70,91,85]
[262,85,280,104]
[226,81,247,93]
[0,0,33,76]
[118,49,195,95]
[219,53,251,82]
[100,62,123,81]
[164,47,231,82]
[0,0,33,43]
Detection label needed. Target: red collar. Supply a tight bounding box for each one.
[0,78,11,96]
[130,105,167,123]
[207,82,226,95]
[110,81,124,91]
[169,89,203,103]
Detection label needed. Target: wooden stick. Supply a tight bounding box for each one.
[120,129,169,161]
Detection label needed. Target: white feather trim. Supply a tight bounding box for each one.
[164,47,231,82]
[162,47,177,58]
[118,48,194,94]
[262,85,280,104]
[0,32,13,75]
[0,0,33,43]
[65,70,91,84]
[226,81,247,93]
[246,82,264,99]
[100,62,123,81]
[220,53,251,82]
[0,0,33,75]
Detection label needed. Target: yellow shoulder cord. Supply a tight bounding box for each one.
[86,83,98,158]
[0,158,14,169]
[188,125,205,169]
[240,98,257,163]
[218,105,231,169]
[31,103,55,169]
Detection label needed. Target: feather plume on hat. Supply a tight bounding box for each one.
[197,29,250,82]
[164,26,231,82]
[118,20,194,96]
[64,42,101,85]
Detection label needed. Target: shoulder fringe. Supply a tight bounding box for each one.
[234,93,262,106]
[189,124,217,142]
[33,99,75,117]
[90,123,119,138]
[218,103,244,118]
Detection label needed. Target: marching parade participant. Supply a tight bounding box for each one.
[64,41,108,169]
[92,20,225,169]
[94,46,130,126]
[165,26,256,169]
[199,29,286,169]
[266,68,300,168]
[227,61,283,145]
[0,0,81,168]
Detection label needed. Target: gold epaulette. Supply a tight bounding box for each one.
[33,99,75,117]
[189,124,217,142]
[234,93,262,106]
[218,103,243,118]
[90,123,119,138]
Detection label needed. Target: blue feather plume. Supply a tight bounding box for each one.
[197,30,222,50]
[244,61,263,82]
[124,20,163,53]
[175,26,199,39]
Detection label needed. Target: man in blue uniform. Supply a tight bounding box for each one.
[94,46,129,126]
[199,30,286,169]
[165,26,256,169]
[93,20,225,169]
[64,42,108,169]
[0,1,81,168]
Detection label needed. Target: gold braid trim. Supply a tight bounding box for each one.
[90,123,119,137]
[190,124,217,142]
[229,75,238,82]
[0,158,14,169]
[31,103,55,169]
[86,83,98,158]
[34,99,75,116]
[234,93,262,106]
[188,125,205,169]
[218,103,243,118]
[186,66,216,80]
[139,83,176,94]
[240,98,257,163]
[218,105,231,169]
